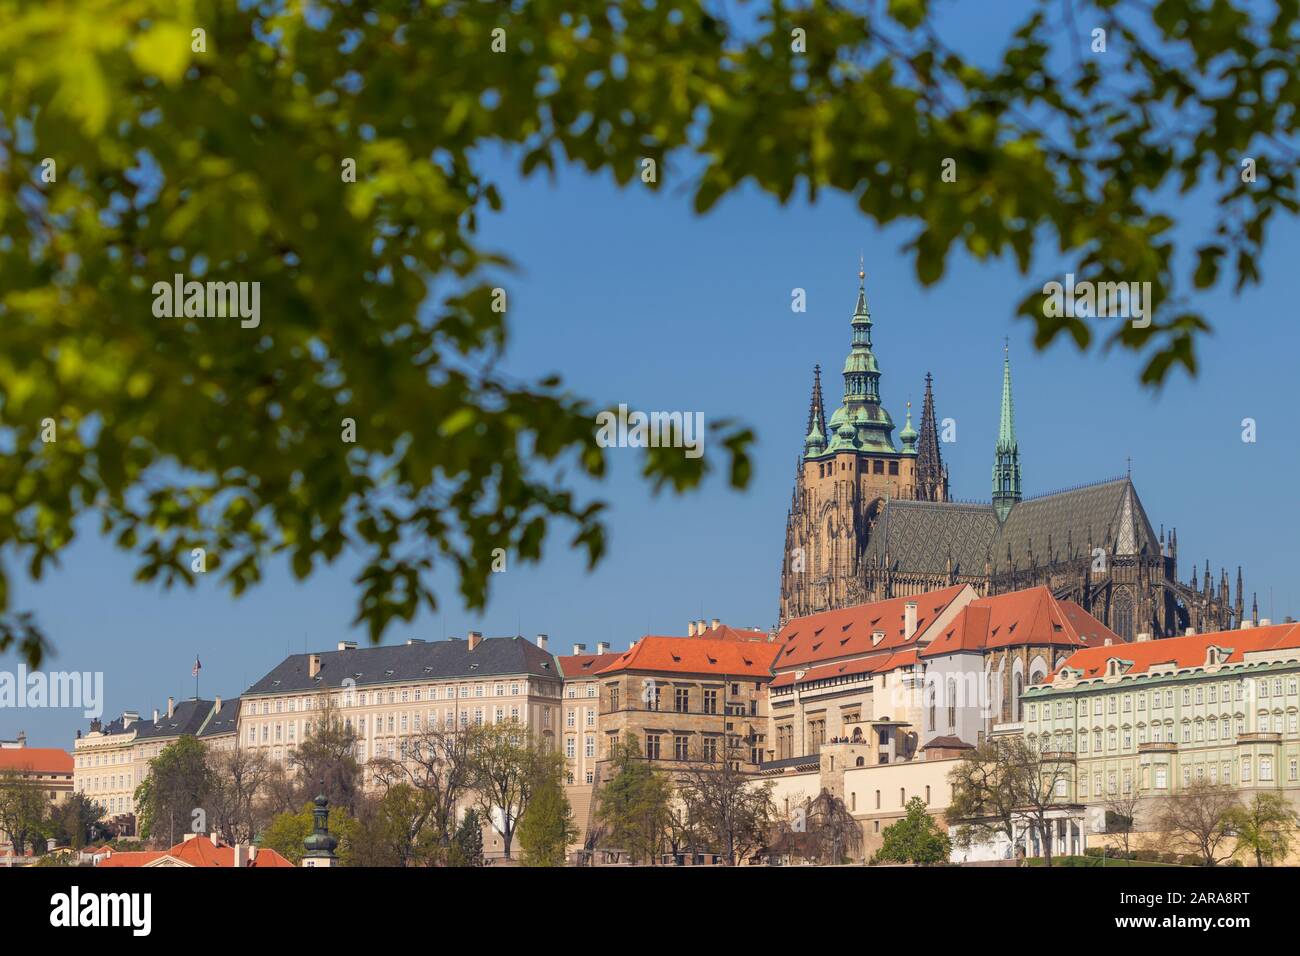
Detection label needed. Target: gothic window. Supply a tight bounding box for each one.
[947,678,957,731]
[1112,589,1135,642]
[1013,671,1025,721]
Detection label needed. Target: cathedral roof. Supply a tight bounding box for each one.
[864,477,1158,576]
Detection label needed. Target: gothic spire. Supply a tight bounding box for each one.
[1235,567,1244,621]
[823,263,897,454]
[803,364,827,455]
[991,340,1022,521]
[916,371,947,501]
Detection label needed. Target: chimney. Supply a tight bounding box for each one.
[1241,620,1254,630]
[1260,618,1272,627]
[210,832,220,846]
[337,641,357,651]
[308,654,322,678]
[904,601,918,640]
[698,619,707,635]
[233,844,247,868]
[535,634,548,650]
[214,695,222,712]
[123,711,139,728]
[687,621,697,636]
[597,641,609,655]
[1184,627,1196,636]
[152,708,159,724]
[1104,638,1112,646]
[711,618,720,631]
[167,696,175,719]
[467,631,483,651]
[1136,632,1151,643]
[17,731,26,748]
[572,643,587,656]
[406,638,426,645]
[249,845,257,863]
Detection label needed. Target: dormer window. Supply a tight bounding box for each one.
[872,630,885,647]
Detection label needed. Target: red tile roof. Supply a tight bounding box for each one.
[596,636,781,678]
[920,586,1117,657]
[769,648,919,688]
[556,652,624,678]
[773,585,968,671]
[0,747,73,774]
[1046,622,1300,683]
[98,836,294,868]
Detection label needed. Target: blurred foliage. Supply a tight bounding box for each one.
[0,0,1294,662]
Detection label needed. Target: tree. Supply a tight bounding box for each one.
[947,736,1073,866]
[468,722,552,860]
[517,761,577,867]
[1103,789,1142,858]
[205,747,272,844]
[801,789,864,865]
[351,784,439,867]
[5,0,1296,665]
[0,769,50,855]
[447,809,485,868]
[1224,791,1297,868]
[370,722,482,859]
[595,735,674,864]
[676,739,775,865]
[46,792,105,851]
[875,796,951,866]
[1152,781,1240,867]
[289,695,361,814]
[261,801,359,867]
[133,736,212,847]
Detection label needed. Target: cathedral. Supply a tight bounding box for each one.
[778,268,1245,641]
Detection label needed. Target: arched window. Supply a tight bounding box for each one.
[1013,673,1025,721]
[947,677,957,731]
[927,681,937,731]
[1112,589,1135,642]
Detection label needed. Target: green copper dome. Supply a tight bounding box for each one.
[899,402,919,453]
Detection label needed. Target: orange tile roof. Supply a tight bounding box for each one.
[769,648,920,688]
[920,586,1117,657]
[98,836,294,868]
[1045,622,1300,683]
[773,585,967,670]
[0,747,73,774]
[557,652,624,678]
[596,636,781,678]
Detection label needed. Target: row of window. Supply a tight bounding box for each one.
[251,681,536,716]
[1063,755,1299,797]
[246,705,540,745]
[1031,676,1300,723]
[1033,711,1300,753]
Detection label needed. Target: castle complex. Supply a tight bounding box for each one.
[779,268,1244,641]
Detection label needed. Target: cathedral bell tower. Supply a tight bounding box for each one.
[991,341,1022,521]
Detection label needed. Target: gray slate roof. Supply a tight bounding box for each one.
[242,636,557,697]
[135,698,215,740]
[867,478,1157,576]
[198,698,240,738]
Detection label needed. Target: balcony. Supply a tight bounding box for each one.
[1236,732,1282,745]
[1040,751,1075,763]
[1138,740,1178,753]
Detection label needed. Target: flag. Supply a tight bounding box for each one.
[192,657,202,677]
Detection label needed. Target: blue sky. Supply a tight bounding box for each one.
[7,1,1298,747]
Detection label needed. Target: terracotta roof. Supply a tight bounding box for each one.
[920,586,1117,657]
[774,585,968,670]
[0,747,73,774]
[681,624,772,643]
[596,636,780,678]
[769,648,918,689]
[556,652,624,678]
[98,836,294,868]
[1045,622,1300,683]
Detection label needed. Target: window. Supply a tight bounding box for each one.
[674,735,689,761]
[565,737,576,758]
[675,688,690,713]
[645,733,661,760]
[1241,756,1252,782]
[703,689,718,714]
[585,735,595,758]
[1260,756,1274,782]
[702,737,718,761]
[1154,766,1167,789]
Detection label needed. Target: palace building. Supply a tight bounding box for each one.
[779,268,1243,641]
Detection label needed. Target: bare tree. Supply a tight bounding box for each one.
[676,739,775,865]
[469,721,554,860]
[803,789,863,865]
[370,723,483,862]
[1102,789,1142,858]
[1153,781,1240,867]
[206,748,272,843]
[947,736,1073,866]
